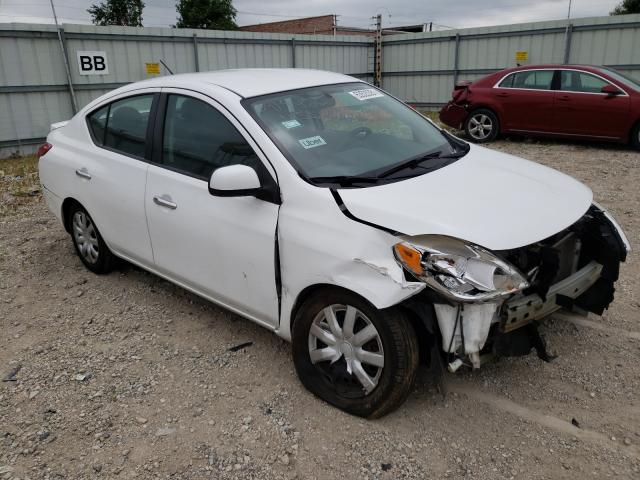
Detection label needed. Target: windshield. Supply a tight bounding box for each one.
[243,82,462,186]
[599,67,640,91]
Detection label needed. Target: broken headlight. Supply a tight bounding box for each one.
[393,236,529,302]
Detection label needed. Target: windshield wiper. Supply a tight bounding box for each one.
[376,143,470,179]
[309,175,381,187]
[376,151,444,178]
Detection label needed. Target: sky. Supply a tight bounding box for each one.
[0,0,625,30]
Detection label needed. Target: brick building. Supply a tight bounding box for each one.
[239,14,377,36]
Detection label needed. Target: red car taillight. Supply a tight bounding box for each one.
[37,142,52,158]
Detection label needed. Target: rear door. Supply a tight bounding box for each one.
[493,69,556,133]
[82,90,158,265]
[144,89,280,327]
[552,69,630,139]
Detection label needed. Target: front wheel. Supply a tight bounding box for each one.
[292,289,419,418]
[464,109,499,143]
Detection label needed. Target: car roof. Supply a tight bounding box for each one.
[118,68,360,98]
[500,64,607,74]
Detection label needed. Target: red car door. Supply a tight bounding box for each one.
[553,70,630,139]
[493,69,556,133]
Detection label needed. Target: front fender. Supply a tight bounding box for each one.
[275,189,425,341]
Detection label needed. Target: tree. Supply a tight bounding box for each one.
[611,0,640,15]
[88,0,145,27]
[175,0,237,30]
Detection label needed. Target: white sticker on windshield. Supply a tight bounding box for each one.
[282,119,301,129]
[298,136,327,149]
[348,88,384,101]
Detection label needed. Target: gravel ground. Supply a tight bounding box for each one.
[1,138,639,479]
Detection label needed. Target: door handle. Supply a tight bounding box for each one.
[496,92,509,98]
[75,168,91,180]
[557,95,570,101]
[153,195,177,210]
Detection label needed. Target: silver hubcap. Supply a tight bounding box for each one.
[308,304,384,394]
[468,113,493,140]
[72,211,99,264]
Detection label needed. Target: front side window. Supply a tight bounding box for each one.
[509,70,554,90]
[160,95,259,180]
[599,67,639,91]
[243,83,459,184]
[560,71,612,93]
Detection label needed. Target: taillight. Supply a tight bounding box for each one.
[37,143,52,157]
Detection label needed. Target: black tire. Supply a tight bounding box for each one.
[292,288,419,418]
[67,203,116,274]
[631,122,640,150]
[464,108,499,143]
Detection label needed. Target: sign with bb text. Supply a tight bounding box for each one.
[77,51,109,75]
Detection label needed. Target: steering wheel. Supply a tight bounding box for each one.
[349,126,373,140]
[334,126,373,152]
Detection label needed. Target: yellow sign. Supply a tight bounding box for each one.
[515,51,528,62]
[146,62,160,75]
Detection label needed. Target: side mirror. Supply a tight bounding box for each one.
[601,84,622,96]
[209,164,261,197]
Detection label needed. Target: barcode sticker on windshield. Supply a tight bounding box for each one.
[348,88,384,101]
[299,136,327,149]
[282,119,301,129]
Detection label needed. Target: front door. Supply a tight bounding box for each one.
[144,89,280,326]
[552,70,630,139]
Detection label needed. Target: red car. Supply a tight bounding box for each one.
[439,64,640,149]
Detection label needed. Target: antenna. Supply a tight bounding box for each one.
[159,59,174,75]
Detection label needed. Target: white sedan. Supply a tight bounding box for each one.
[38,69,629,418]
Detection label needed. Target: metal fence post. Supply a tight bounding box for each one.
[563,23,573,64]
[57,27,77,114]
[193,33,200,72]
[453,33,461,85]
[291,38,296,68]
[373,14,382,87]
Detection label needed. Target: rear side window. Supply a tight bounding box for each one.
[105,95,154,157]
[87,105,109,144]
[498,74,513,88]
[502,70,554,90]
[160,94,259,180]
[560,71,612,93]
[87,94,154,158]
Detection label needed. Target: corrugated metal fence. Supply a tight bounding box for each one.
[382,14,640,107]
[2,13,640,157]
[0,23,373,157]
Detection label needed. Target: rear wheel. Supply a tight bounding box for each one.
[464,109,499,143]
[292,288,419,418]
[68,203,116,274]
[631,122,640,150]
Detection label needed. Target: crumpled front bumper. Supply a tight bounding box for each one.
[501,260,603,332]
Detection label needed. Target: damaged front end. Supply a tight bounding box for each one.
[394,203,629,371]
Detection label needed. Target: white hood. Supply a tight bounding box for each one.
[338,144,592,250]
